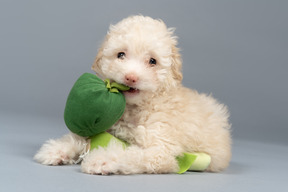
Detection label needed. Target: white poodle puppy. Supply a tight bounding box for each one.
[34,15,231,175]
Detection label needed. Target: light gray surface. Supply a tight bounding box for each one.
[1,0,288,191]
[1,112,287,192]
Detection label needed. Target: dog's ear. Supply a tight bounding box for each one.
[91,43,104,77]
[171,45,183,83]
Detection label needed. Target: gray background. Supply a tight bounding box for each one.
[1,0,287,192]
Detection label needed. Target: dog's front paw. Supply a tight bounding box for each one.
[81,146,124,175]
[81,148,119,175]
[34,139,77,165]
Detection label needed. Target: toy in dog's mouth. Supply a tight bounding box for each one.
[123,87,140,95]
[106,79,140,96]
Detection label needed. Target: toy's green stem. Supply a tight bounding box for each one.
[105,79,130,93]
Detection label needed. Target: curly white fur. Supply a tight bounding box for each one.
[34,15,231,175]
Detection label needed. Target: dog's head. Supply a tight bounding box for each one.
[92,16,182,105]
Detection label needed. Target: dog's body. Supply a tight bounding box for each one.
[34,16,231,174]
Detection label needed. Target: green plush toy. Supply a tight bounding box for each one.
[64,73,129,137]
[64,73,211,173]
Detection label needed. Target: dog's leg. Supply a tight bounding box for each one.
[202,133,232,172]
[81,142,180,175]
[34,133,87,165]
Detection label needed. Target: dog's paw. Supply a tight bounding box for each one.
[81,145,124,175]
[81,156,118,175]
[81,148,119,175]
[34,139,77,165]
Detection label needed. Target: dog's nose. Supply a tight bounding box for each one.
[124,74,138,85]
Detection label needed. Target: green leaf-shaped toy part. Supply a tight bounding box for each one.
[105,79,130,93]
[177,152,211,173]
[90,132,128,150]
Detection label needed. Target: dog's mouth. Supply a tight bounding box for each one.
[123,86,140,95]
[109,79,140,96]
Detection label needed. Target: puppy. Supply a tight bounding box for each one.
[34,15,231,175]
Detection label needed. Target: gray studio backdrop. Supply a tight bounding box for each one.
[1,0,287,144]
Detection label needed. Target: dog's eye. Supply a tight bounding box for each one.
[149,58,157,65]
[117,52,125,59]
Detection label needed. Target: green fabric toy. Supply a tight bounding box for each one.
[64,73,211,173]
[64,73,129,137]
